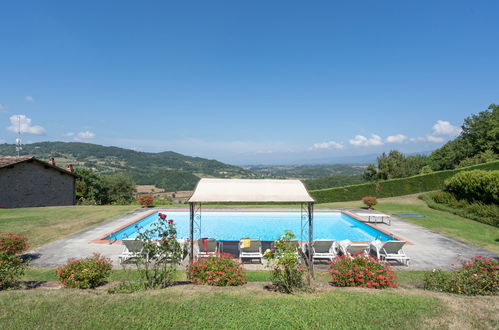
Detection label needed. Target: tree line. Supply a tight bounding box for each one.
[363,104,498,182]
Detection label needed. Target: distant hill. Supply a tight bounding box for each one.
[0,142,257,191]
[244,164,366,179]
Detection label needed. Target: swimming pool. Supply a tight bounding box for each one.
[102,211,394,242]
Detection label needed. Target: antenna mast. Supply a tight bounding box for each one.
[15,115,22,158]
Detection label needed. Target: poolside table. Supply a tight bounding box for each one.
[355,213,391,226]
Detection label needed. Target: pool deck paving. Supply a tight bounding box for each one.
[27,208,498,270]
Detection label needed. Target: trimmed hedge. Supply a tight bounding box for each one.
[310,160,499,203]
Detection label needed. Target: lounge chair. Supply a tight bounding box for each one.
[337,240,369,258]
[119,238,146,263]
[306,239,338,261]
[369,240,410,265]
[239,238,263,262]
[197,238,219,258]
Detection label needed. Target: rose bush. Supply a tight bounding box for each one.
[137,194,154,207]
[0,233,29,290]
[329,255,397,289]
[188,255,246,286]
[362,196,378,209]
[0,233,29,256]
[424,256,498,295]
[55,253,112,289]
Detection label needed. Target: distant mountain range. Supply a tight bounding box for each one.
[0,142,257,191]
[0,141,377,191]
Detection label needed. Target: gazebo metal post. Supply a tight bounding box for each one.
[307,201,314,277]
[189,202,195,262]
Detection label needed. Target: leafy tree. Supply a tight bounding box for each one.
[102,173,136,204]
[429,104,498,170]
[457,149,498,168]
[461,104,499,154]
[362,164,378,182]
[74,168,109,205]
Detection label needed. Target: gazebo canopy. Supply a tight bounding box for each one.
[188,178,315,203]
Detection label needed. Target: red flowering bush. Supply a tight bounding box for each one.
[137,194,154,207]
[0,233,30,290]
[329,255,397,289]
[188,255,246,286]
[0,233,29,256]
[55,253,112,289]
[362,196,378,209]
[424,256,498,295]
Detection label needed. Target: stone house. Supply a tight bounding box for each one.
[0,156,78,208]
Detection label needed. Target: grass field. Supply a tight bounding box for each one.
[0,205,136,249]
[1,284,498,329]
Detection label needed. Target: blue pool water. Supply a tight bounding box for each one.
[104,211,394,242]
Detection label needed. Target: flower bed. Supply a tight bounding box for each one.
[188,255,246,286]
[55,253,112,289]
[424,256,498,295]
[329,255,397,289]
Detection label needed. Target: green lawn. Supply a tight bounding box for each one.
[0,206,136,249]
[0,287,441,329]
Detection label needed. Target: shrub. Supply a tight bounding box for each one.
[329,255,397,289]
[420,192,499,227]
[137,194,154,207]
[263,230,308,293]
[0,233,29,256]
[444,170,499,204]
[188,255,246,286]
[310,160,499,203]
[362,196,378,209]
[0,253,29,290]
[55,253,112,289]
[129,215,184,289]
[424,256,499,295]
[0,233,30,290]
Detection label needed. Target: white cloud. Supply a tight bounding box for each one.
[25,96,34,103]
[424,135,444,143]
[7,115,45,135]
[349,134,384,147]
[65,131,96,141]
[386,134,407,143]
[311,140,344,150]
[432,120,461,136]
[0,139,5,144]
[77,131,95,139]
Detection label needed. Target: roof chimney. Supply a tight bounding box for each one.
[66,164,74,173]
[49,157,56,166]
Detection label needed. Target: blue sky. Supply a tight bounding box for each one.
[0,1,498,165]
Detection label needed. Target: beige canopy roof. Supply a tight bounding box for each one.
[188,178,315,203]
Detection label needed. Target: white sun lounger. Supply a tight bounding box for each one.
[370,240,410,265]
[119,238,146,263]
[306,239,338,261]
[239,239,263,262]
[197,238,219,258]
[338,240,369,258]
[355,213,391,225]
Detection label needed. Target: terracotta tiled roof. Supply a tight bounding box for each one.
[0,156,34,167]
[0,156,78,177]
